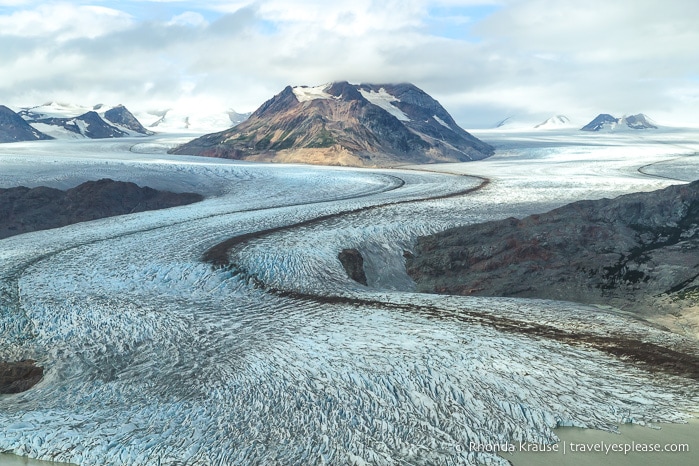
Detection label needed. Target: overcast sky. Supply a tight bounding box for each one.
[0,0,697,128]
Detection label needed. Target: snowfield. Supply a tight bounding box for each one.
[1,128,698,465]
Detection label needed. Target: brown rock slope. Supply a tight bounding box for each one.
[0,360,43,394]
[406,180,699,328]
[0,179,203,239]
[169,82,493,167]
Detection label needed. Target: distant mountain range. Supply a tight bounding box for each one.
[170,82,495,167]
[492,113,660,131]
[580,113,658,131]
[18,102,153,139]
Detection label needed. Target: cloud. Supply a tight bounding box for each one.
[0,0,697,128]
[0,3,133,41]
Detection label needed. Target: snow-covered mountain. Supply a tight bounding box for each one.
[581,113,658,132]
[534,115,574,129]
[19,102,152,139]
[170,82,494,167]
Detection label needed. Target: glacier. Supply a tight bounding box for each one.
[1,129,698,465]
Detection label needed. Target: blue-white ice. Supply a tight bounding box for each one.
[1,130,698,465]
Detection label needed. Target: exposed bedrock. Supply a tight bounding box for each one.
[338,248,368,285]
[0,179,203,239]
[406,180,699,319]
[0,360,43,394]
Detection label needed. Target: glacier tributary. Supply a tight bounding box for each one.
[1,133,698,465]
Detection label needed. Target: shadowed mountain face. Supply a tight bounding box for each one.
[169,81,494,167]
[0,179,203,239]
[103,105,153,135]
[0,105,52,142]
[406,180,699,316]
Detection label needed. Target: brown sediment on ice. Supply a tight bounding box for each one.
[203,174,489,266]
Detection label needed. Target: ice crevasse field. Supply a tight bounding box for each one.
[0,128,698,465]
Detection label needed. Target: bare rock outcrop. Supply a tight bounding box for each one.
[338,248,368,285]
[0,360,43,394]
[406,180,699,317]
[0,179,203,239]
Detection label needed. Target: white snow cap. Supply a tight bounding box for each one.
[535,115,574,129]
[292,84,334,102]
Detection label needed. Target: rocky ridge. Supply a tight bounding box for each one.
[169,82,494,167]
[0,179,203,239]
[406,181,699,334]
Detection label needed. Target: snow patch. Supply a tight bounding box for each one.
[292,84,334,103]
[535,115,573,129]
[359,88,410,122]
[28,123,82,139]
[433,115,452,130]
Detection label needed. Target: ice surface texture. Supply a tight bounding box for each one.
[1,131,698,465]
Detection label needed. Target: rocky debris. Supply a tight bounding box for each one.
[0,179,203,239]
[338,249,368,285]
[406,180,699,316]
[169,81,494,167]
[0,105,52,142]
[0,360,43,394]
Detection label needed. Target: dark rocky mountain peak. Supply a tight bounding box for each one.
[104,105,154,135]
[170,82,494,167]
[73,111,128,138]
[581,113,618,131]
[0,105,52,143]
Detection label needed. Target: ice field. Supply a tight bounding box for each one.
[1,129,698,465]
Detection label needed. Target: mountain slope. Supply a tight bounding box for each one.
[0,105,52,142]
[169,82,494,167]
[406,180,699,320]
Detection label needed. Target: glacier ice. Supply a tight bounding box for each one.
[1,131,698,465]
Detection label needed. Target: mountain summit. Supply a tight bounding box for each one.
[170,82,494,167]
[581,113,657,131]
